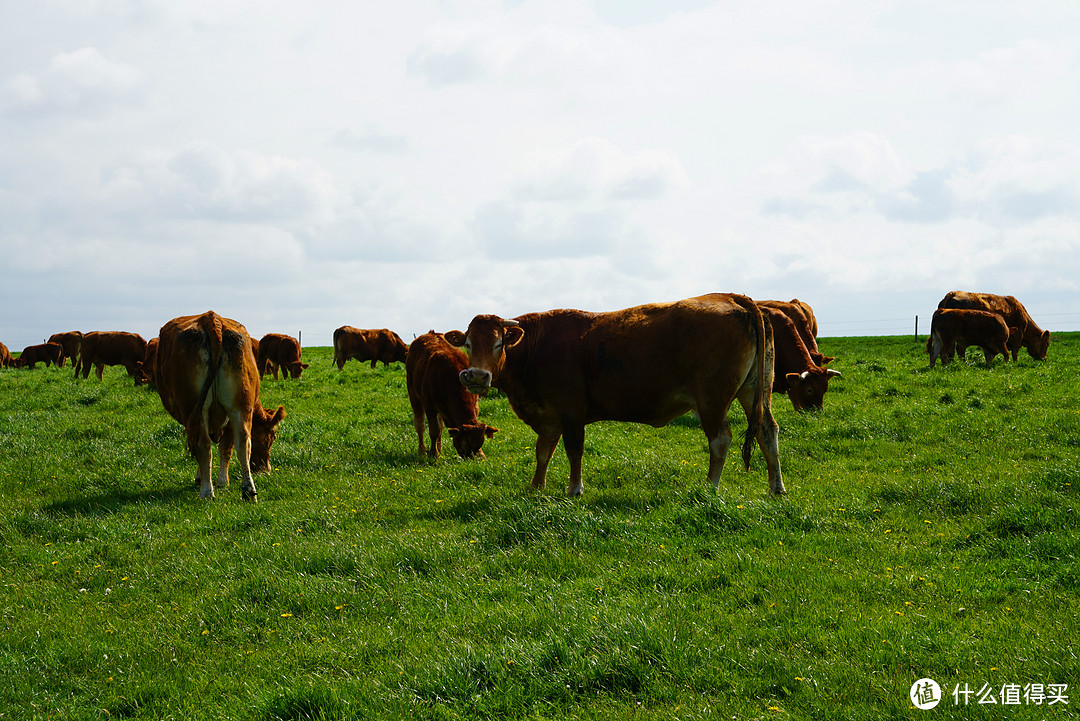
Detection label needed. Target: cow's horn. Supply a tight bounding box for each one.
[800,370,809,379]
[501,319,520,328]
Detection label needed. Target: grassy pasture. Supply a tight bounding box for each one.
[0,334,1077,720]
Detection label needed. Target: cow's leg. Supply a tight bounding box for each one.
[982,346,995,367]
[733,391,785,496]
[230,411,257,502]
[412,407,427,456]
[561,422,586,497]
[531,434,561,490]
[217,425,234,489]
[697,406,733,490]
[929,334,941,367]
[427,410,443,458]
[95,363,105,380]
[370,359,377,369]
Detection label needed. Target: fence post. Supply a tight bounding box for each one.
[914,315,918,338]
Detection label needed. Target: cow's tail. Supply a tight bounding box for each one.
[185,311,226,457]
[735,295,771,471]
[332,327,343,366]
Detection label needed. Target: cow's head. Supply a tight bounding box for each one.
[249,405,287,473]
[1027,330,1050,361]
[785,367,841,412]
[448,423,499,459]
[445,316,524,394]
[286,361,310,379]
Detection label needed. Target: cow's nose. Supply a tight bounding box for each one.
[459,368,492,392]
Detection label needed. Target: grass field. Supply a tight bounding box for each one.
[1,333,1077,720]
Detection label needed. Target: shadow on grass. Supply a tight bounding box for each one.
[41,486,192,517]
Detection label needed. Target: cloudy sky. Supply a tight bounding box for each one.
[2,0,1078,351]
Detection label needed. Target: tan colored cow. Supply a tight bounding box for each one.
[47,331,83,368]
[155,311,286,501]
[257,333,309,379]
[76,331,147,381]
[938,291,1049,360]
[333,326,408,370]
[447,293,783,496]
[927,308,1013,368]
[406,331,498,459]
[16,342,63,369]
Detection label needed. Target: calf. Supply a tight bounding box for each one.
[333,326,408,369]
[407,331,498,459]
[17,342,64,369]
[155,311,286,501]
[257,333,309,379]
[76,331,147,380]
[134,337,159,387]
[938,291,1049,360]
[928,308,1012,368]
[760,306,841,411]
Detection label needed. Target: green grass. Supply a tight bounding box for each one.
[1,336,1077,719]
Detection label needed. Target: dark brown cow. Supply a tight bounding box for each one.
[257,333,309,380]
[333,326,408,370]
[446,293,784,496]
[758,299,831,366]
[759,306,840,411]
[47,331,83,368]
[76,331,147,380]
[0,341,15,368]
[134,337,159,386]
[16,342,64,369]
[938,291,1049,361]
[407,331,499,459]
[927,308,1013,368]
[155,311,286,501]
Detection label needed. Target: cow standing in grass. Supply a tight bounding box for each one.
[938,291,1049,361]
[257,333,309,380]
[407,331,498,459]
[16,342,63,369]
[447,293,784,496]
[0,341,13,368]
[333,326,408,370]
[927,308,1013,368]
[76,331,147,381]
[759,306,841,411]
[155,311,286,501]
[47,331,83,368]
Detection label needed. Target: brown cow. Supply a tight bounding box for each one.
[407,331,499,459]
[16,342,64,369]
[938,291,1049,360]
[333,326,408,370]
[134,337,159,386]
[257,333,309,380]
[0,341,14,368]
[155,311,286,501]
[758,299,831,366]
[446,293,784,497]
[47,331,83,368]
[76,331,147,380]
[927,308,1013,368]
[759,306,840,411]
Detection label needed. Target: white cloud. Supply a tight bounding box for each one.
[4,47,143,115]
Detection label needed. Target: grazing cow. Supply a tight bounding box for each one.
[135,337,159,386]
[333,326,408,370]
[406,331,499,459]
[47,331,83,368]
[16,342,64,369]
[76,331,147,380]
[155,311,286,501]
[758,299,831,366]
[257,333,309,380]
[446,293,784,496]
[938,291,1049,361]
[759,306,841,411]
[0,341,14,368]
[927,309,1013,368]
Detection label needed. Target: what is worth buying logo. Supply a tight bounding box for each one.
[911,678,942,710]
[910,677,1070,709]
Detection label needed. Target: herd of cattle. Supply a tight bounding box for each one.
[0,291,1051,500]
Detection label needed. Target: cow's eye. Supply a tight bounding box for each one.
[464,340,472,355]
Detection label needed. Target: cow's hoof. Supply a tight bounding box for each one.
[566,485,584,497]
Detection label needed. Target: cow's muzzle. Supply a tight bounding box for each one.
[459,368,492,395]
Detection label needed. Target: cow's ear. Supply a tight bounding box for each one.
[445,330,467,347]
[302,363,310,369]
[503,326,525,348]
[785,372,803,386]
[268,405,286,425]
[820,355,835,365]
[484,425,499,438]
[448,427,460,439]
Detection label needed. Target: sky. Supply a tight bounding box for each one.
[2,0,1079,351]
